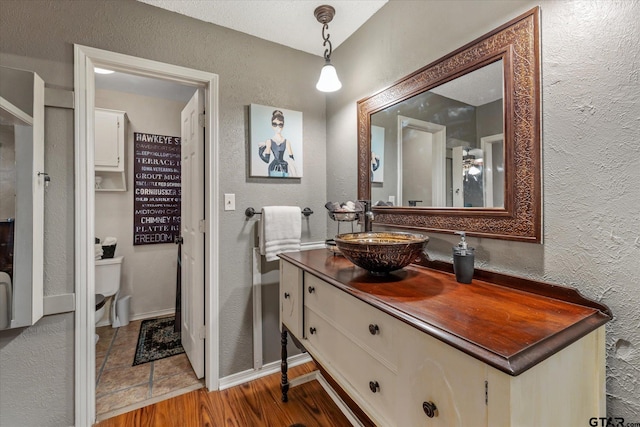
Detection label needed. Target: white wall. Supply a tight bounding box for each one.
[328,0,640,418]
[95,88,186,321]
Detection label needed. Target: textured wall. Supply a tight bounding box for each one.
[1,0,638,424]
[0,0,327,424]
[0,80,76,424]
[328,0,640,418]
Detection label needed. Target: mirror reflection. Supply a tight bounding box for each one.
[370,60,504,208]
[0,65,44,330]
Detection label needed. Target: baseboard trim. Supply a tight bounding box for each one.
[219,353,311,390]
[96,308,175,328]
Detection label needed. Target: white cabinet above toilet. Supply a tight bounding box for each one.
[95,108,127,191]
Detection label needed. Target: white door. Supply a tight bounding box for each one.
[452,146,465,207]
[180,89,205,378]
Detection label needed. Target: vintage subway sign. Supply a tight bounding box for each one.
[133,132,181,245]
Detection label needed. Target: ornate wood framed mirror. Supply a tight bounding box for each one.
[357,7,541,242]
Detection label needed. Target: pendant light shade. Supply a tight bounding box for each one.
[314,5,341,93]
[316,61,342,92]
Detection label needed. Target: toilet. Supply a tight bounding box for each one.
[95,256,123,336]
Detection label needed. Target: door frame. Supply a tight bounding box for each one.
[74,45,219,426]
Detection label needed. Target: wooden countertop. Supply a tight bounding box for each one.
[279,249,611,376]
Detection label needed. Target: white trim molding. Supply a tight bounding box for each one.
[219,353,311,390]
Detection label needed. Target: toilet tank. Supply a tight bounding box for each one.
[95,256,123,296]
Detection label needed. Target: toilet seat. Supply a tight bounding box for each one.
[95,293,106,311]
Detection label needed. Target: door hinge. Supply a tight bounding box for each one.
[198,113,206,128]
[198,219,206,233]
[485,380,488,405]
[198,325,206,340]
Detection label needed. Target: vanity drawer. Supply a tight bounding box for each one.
[305,307,397,426]
[304,273,397,369]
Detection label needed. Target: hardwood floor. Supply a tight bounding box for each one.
[94,361,353,427]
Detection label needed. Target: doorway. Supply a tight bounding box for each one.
[397,116,446,207]
[92,71,204,419]
[74,45,219,426]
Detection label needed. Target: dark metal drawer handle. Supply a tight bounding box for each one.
[309,327,316,335]
[308,286,315,293]
[423,401,438,418]
[368,324,379,335]
[283,292,290,299]
[369,381,380,393]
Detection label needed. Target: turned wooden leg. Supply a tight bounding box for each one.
[281,328,289,402]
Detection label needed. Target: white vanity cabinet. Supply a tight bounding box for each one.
[278,251,610,427]
[395,324,488,426]
[95,108,127,191]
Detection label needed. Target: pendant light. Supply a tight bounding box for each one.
[314,5,342,92]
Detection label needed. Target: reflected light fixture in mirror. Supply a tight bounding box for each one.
[315,5,342,92]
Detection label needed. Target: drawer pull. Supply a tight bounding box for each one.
[368,324,380,335]
[368,381,380,393]
[422,401,438,418]
[283,292,290,299]
[309,327,317,335]
[308,286,315,294]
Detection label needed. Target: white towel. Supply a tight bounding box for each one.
[259,206,301,262]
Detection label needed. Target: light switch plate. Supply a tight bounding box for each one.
[224,193,235,211]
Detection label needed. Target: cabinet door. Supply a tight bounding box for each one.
[95,109,123,169]
[279,260,303,337]
[396,324,488,427]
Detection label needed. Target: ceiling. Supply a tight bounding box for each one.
[94,71,197,103]
[137,0,388,56]
[97,0,387,101]
[97,1,503,106]
[430,60,504,107]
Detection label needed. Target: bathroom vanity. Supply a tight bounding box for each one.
[279,249,611,426]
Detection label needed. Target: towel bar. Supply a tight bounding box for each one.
[245,207,313,219]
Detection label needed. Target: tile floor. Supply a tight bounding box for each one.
[95,319,204,420]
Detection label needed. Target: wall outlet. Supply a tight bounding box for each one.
[388,195,395,204]
[224,193,235,211]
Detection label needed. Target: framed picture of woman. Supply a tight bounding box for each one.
[249,104,303,178]
[371,125,384,183]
